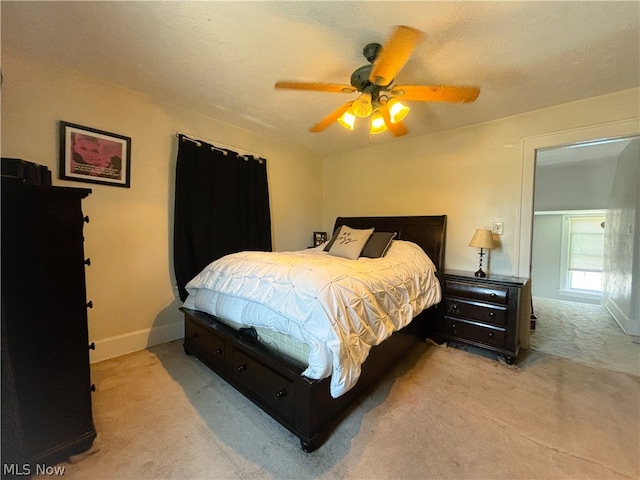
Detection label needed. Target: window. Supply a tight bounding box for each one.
[562,214,605,294]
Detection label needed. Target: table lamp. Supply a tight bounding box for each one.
[468,229,496,277]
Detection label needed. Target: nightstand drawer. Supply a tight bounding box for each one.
[444,280,509,305]
[443,298,508,327]
[441,317,507,349]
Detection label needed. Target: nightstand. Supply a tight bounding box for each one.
[434,270,530,364]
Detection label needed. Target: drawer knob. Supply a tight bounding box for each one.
[275,389,287,399]
[89,342,96,350]
[90,384,96,392]
[84,215,90,223]
[214,348,223,355]
[86,301,93,309]
[489,312,495,317]
[237,364,247,371]
[84,258,91,266]
[488,332,494,338]
[490,293,497,297]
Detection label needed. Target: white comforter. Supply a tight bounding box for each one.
[183,240,441,397]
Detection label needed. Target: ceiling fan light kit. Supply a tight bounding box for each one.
[275,25,480,138]
[336,94,408,134]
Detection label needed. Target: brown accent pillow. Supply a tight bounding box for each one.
[361,232,397,258]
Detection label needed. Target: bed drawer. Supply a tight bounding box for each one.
[232,348,296,424]
[444,280,509,305]
[184,317,227,374]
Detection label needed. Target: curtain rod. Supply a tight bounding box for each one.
[176,133,265,161]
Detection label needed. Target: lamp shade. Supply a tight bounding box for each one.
[387,97,410,123]
[369,110,388,134]
[468,229,496,249]
[352,92,373,118]
[337,109,356,130]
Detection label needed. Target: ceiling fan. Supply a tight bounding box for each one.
[275,26,480,137]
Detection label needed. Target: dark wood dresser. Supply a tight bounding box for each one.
[1,177,96,473]
[434,270,530,364]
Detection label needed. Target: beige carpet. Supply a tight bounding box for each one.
[529,297,640,377]
[37,339,640,480]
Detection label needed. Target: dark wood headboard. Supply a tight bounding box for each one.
[333,215,447,271]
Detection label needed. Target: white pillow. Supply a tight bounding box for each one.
[327,226,374,260]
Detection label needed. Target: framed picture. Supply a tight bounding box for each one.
[59,121,131,188]
[313,231,328,247]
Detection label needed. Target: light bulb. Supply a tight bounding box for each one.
[352,93,373,118]
[369,110,388,134]
[337,109,356,130]
[387,98,409,123]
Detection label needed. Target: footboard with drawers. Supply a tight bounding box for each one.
[182,306,430,451]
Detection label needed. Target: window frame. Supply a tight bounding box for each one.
[559,211,606,299]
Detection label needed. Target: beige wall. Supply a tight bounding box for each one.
[322,89,640,280]
[1,51,324,361]
[603,139,640,335]
[3,49,639,361]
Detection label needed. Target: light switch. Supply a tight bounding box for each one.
[492,222,504,235]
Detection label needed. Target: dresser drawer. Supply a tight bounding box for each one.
[184,318,227,374]
[444,280,509,305]
[441,317,507,349]
[232,348,296,423]
[443,298,508,327]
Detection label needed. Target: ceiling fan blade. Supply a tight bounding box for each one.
[369,26,424,86]
[309,102,354,132]
[275,81,356,93]
[391,85,480,103]
[379,104,409,137]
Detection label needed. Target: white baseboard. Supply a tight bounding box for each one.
[605,297,640,336]
[89,321,184,364]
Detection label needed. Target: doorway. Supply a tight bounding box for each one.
[532,139,627,306]
[528,136,639,376]
[517,119,639,347]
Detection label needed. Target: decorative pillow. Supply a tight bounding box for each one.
[323,226,342,252]
[361,232,397,258]
[327,226,374,260]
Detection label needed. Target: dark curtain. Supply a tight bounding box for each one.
[173,134,272,301]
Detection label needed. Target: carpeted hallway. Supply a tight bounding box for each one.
[39,337,640,480]
[529,297,640,377]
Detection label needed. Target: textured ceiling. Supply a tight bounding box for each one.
[2,1,639,157]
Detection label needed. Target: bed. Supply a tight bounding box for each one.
[180,215,446,451]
